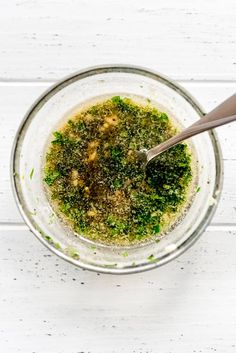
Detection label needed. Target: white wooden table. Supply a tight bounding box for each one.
[0,1,236,352]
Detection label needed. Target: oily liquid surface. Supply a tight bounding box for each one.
[44,96,193,246]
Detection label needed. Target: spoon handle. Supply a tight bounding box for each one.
[194,93,236,124]
[146,113,236,163]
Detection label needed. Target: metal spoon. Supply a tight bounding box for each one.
[138,94,236,165]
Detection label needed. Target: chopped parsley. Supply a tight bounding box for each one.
[29,168,34,179]
[121,251,129,257]
[43,97,193,246]
[147,254,158,262]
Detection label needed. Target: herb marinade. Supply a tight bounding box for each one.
[44,97,193,246]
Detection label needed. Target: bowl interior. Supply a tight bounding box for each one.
[12,66,222,273]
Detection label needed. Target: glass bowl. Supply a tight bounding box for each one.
[11,65,223,274]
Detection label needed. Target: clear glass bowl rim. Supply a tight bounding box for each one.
[10,64,223,274]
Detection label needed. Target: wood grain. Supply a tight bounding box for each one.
[0,229,236,352]
[0,0,236,81]
[0,1,236,351]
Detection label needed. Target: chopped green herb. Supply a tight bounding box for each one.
[44,170,60,186]
[147,254,158,262]
[113,179,123,189]
[160,112,169,121]
[104,263,117,268]
[120,131,128,138]
[121,251,129,257]
[65,247,80,260]
[29,168,34,180]
[196,186,201,193]
[54,242,62,250]
[51,131,63,144]
[43,97,194,246]
[45,235,52,242]
[42,234,60,250]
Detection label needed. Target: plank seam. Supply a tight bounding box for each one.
[1,79,236,86]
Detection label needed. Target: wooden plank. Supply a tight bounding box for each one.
[0,229,236,352]
[0,82,235,224]
[0,0,236,81]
